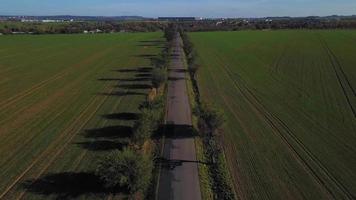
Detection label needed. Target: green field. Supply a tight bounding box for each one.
[0,33,163,199]
[190,31,356,199]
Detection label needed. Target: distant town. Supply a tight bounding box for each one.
[1,14,356,35]
[1,15,356,22]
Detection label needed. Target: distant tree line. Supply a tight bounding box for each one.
[2,17,356,35]
[94,24,174,199]
[176,18,356,32]
[0,21,165,34]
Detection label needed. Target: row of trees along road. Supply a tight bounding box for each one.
[93,25,173,199]
[179,27,236,200]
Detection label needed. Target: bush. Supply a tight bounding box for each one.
[133,109,155,144]
[180,32,194,56]
[189,63,200,78]
[95,149,153,194]
[151,68,167,89]
[133,97,165,144]
[199,102,225,133]
[164,23,177,41]
[140,95,165,111]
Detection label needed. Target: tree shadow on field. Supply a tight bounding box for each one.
[102,112,140,121]
[101,67,153,91]
[85,125,133,139]
[21,172,107,199]
[137,44,165,49]
[139,40,165,44]
[98,77,151,82]
[135,73,152,78]
[137,40,165,48]
[134,54,157,59]
[113,67,153,73]
[76,140,128,152]
[98,91,146,97]
[77,125,133,152]
[116,84,152,90]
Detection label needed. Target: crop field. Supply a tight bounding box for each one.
[190,31,356,199]
[0,33,163,199]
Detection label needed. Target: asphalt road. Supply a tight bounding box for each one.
[157,34,202,200]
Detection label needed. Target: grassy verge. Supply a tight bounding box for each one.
[145,89,167,200]
[180,36,214,200]
[180,31,236,200]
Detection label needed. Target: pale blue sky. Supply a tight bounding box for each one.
[0,0,355,17]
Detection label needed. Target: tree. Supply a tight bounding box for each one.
[189,63,200,78]
[133,96,165,144]
[96,149,153,194]
[199,102,225,133]
[151,68,167,89]
[164,23,176,41]
[132,109,155,144]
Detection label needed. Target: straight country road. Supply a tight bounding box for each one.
[157,33,202,200]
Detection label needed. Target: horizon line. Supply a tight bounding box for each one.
[1,14,356,19]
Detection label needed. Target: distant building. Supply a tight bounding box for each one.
[42,19,64,23]
[12,32,26,34]
[21,19,40,22]
[158,17,197,21]
[84,29,103,34]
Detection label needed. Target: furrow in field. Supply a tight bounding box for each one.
[69,91,127,173]
[0,82,111,199]
[201,47,278,199]
[0,49,113,153]
[0,62,104,169]
[0,45,117,198]
[226,69,335,198]
[221,62,354,199]
[14,40,154,199]
[0,47,112,112]
[318,35,356,118]
[0,42,78,78]
[15,85,114,200]
[220,66,332,198]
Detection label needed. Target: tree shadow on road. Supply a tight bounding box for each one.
[168,76,186,81]
[162,124,198,138]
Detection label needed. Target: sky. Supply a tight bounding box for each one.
[0,0,356,18]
